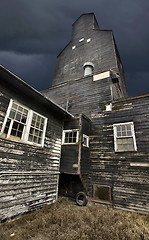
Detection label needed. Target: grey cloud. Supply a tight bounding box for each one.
[0,0,149,95]
[0,51,55,90]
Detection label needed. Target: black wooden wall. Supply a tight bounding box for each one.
[90,94,149,214]
[43,75,112,117]
[60,115,90,175]
[42,13,149,214]
[51,13,127,97]
[0,88,64,222]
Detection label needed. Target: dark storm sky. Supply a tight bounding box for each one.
[0,0,149,96]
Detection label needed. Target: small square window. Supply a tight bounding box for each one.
[62,130,79,145]
[82,134,89,148]
[113,122,137,152]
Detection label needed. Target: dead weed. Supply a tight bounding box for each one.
[0,197,148,240]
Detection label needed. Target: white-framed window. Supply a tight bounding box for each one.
[113,122,137,152]
[82,134,89,147]
[62,129,79,145]
[0,99,47,147]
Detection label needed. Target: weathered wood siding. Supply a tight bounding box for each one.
[42,13,148,214]
[60,118,79,174]
[90,95,149,214]
[60,115,90,175]
[43,76,112,118]
[52,13,127,93]
[43,14,127,107]
[0,90,63,222]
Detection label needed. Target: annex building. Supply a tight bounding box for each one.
[0,13,149,221]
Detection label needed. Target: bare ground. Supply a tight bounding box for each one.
[0,197,149,240]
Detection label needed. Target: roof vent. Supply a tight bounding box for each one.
[83,62,94,76]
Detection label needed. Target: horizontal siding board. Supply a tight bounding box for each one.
[0,89,63,221]
[89,95,149,213]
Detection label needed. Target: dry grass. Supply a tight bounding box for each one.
[0,197,149,240]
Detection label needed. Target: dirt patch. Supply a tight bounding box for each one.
[0,197,149,240]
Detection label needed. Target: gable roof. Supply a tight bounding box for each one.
[0,65,73,118]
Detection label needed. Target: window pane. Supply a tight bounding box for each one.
[36,122,40,128]
[33,136,38,143]
[35,129,39,136]
[121,125,126,132]
[129,144,134,151]
[41,118,44,124]
[128,138,133,144]
[73,132,77,138]
[11,129,17,136]
[69,132,73,138]
[118,144,124,151]
[18,106,23,112]
[39,131,43,137]
[9,111,15,119]
[31,120,36,127]
[122,131,126,136]
[28,135,33,142]
[117,138,122,144]
[123,138,127,144]
[12,121,19,130]
[23,109,28,115]
[37,116,40,122]
[126,125,131,131]
[117,126,121,132]
[12,103,17,110]
[21,115,27,123]
[73,131,77,143]
[18,123,24,132]
[29,127,34,135]
[16,113,21,121]
[117,131,121,137]
[38,138,42,144]
[17,131,22,138]
[127,130,132,136]
[65,132,69,138]
[33,113,36,120]
[65,132,69,143]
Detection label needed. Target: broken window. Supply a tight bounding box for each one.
[1,99,47,147]
[62,130,79,144]
[113,122,137,152]
[3,102,28,139]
